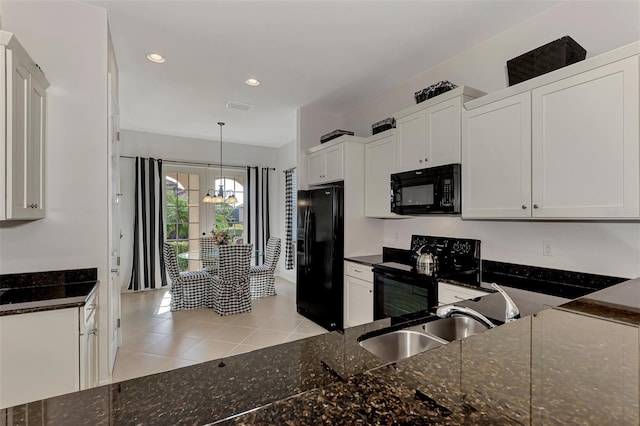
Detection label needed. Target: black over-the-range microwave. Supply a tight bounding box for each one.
[390,163,461,215]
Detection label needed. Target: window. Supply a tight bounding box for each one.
[208,176,245,244]
[165,172,200,272]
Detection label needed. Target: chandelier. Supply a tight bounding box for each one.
[202,122,238,204]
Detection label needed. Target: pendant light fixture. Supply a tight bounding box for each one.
[202,122,237,204]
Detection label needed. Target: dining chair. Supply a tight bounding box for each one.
[163,243,215,311]
[199,237,220,273]
[249,237,281,298]
[211,244,253,316]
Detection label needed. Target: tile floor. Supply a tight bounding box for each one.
[112,276,327,382]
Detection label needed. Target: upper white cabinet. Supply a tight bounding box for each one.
[307,141,345,185]
[463,45,640,219]
[0,31,49,221]
[396,87,485,173]
[462,92,532,218]
[364,131,400,218]
[531,56,639,218]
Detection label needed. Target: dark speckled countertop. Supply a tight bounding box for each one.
[2,277,638,425]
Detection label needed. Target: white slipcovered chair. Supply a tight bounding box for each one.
[249,237,281,298]
[211,244,253,316]
[163,243,214,311]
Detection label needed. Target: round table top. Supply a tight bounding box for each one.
[178,250,263,261]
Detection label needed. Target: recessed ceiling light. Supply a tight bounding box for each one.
[245,78,261,86]
[146,53,166,64]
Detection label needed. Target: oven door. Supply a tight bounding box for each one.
[373,269,437,320]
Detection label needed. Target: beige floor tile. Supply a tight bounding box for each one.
[227,344,262,357]
[179,340,238,363]
[241,329,290,348]
[142,335,202,358]
[259,316,303,332]
[120,331,172,352]
[206,325,256,344]
[294,320,328,335]
[113,276,329,381]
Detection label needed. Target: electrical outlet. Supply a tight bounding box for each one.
[543,241,553,256]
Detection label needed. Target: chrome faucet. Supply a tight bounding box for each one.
[490,283,520,323]
[436,305,496,328]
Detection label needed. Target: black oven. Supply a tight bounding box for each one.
[373,262,438,320]
[390,163,460,215]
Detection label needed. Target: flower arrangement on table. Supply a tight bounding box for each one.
[211,229,231,245]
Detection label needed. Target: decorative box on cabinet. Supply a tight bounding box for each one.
[0,31,49,221]
[344,261,373,327]
[364,130,401,218]
[463,43,640,219]
[395,86,485,173]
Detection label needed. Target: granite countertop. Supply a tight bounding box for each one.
[344,254,383,266]
[0,268,99,316]
[2,277,638,425]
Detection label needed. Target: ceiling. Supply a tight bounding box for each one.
[93,1,558,148]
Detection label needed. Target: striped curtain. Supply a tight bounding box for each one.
[129,157,167,291]
[284,168,296,270]
[246,166,272,265]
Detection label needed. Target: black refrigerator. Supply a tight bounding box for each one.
[296,185,344,331]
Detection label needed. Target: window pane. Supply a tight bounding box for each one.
[189,174,199,190]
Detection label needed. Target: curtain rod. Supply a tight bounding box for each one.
[283,167,297,173]
[119,155,275,171]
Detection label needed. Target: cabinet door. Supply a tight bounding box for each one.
[531,56,640,218]
[438,283,489,305]
[0,309,80,409]
[426,97,462,167]
[462,92,532,218]
[323,144,344,182]
[307,151,325,185]
[364,135,398,217]
[27,75,46,219]
[344,275,373,327]
[396,110,426,172]
[80,312,98,390]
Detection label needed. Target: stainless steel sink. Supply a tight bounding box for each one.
[358,330,444,363]
[422,316,489,342]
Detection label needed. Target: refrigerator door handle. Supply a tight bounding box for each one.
[304,207,311,272]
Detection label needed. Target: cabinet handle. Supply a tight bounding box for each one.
[29,203,38,208]
[424,158,428,162]
[90,328,98,335]
[419,159,423,163]
[354,269,363,273]
[369,290,372,293]
[521,205,527,209]
[533,204,539,209]
[454,295,466,300]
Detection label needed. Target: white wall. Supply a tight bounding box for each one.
[343,2,640,136]
[119,129,286,289]
[275,140,297,283]
[0,0,111,380]
[301,1,640,279]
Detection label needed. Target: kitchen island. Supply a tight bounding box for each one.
[1,278,638,425]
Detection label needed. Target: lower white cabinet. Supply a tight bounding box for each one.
[0,292,98,408]
[344,261,373,327]
[438,282,489,306]
[0,308,79,408]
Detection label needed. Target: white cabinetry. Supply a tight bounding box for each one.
[364,131,399,218]
[462,92,532,218]
[463,46,640,219]
[79,290,98,390]
[395,87,485,173]
[0,31,49,221]
[344,261,373,327]
[0,291,98,408]
[438,282,489,306]
[307,142,344,185]
[0,308,79,408]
